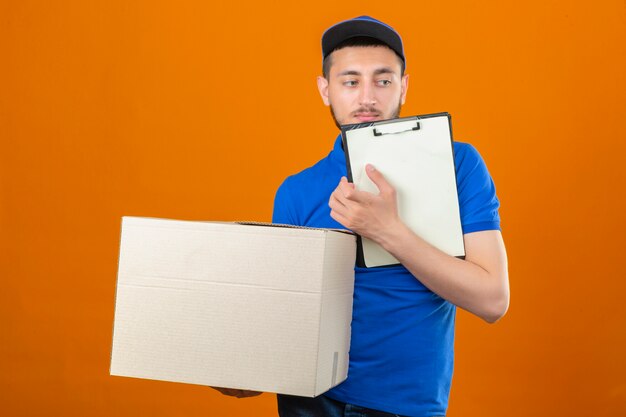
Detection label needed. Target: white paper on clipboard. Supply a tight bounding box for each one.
[342,113,465,268]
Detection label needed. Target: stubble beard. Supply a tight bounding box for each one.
[329,99,403,130]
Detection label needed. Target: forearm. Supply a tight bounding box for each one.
[377,221,509,323]
[327,168,509,322]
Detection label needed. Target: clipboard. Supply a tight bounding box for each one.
[341,112,465,268]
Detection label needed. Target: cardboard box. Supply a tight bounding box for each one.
[110,217,356,397]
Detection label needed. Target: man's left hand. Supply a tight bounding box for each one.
[328,164,402,244]
[211,387,263,398]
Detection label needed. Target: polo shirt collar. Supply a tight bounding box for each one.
[330,133,345,164]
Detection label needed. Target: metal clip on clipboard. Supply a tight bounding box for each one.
[373,121,420,136]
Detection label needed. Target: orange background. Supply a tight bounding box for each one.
[2,1,625,416]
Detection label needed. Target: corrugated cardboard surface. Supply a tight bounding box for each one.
[110,217,356,397]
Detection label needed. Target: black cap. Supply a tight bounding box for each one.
[321,16,405,65]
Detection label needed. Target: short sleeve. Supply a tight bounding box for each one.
[272,178,297,225]
[454,143,501,234]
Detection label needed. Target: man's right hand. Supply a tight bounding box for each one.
[211,387,263,398]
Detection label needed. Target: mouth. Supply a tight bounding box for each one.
[353,112,381,122]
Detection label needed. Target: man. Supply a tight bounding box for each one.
[218,16,509,417]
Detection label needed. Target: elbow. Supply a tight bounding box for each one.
[482,291,510,324]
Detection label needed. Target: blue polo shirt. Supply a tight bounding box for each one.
[272,134,500,417]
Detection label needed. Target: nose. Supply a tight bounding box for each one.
[358,82,376,107]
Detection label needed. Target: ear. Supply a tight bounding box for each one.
[316,75,330,106]
[400,73,409,105]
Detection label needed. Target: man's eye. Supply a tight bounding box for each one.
[377,79,392,86]
[344,80,358,87]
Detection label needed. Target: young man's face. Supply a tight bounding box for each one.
[317,46,409,128]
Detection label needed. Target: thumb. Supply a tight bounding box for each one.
[365,164,395,195]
